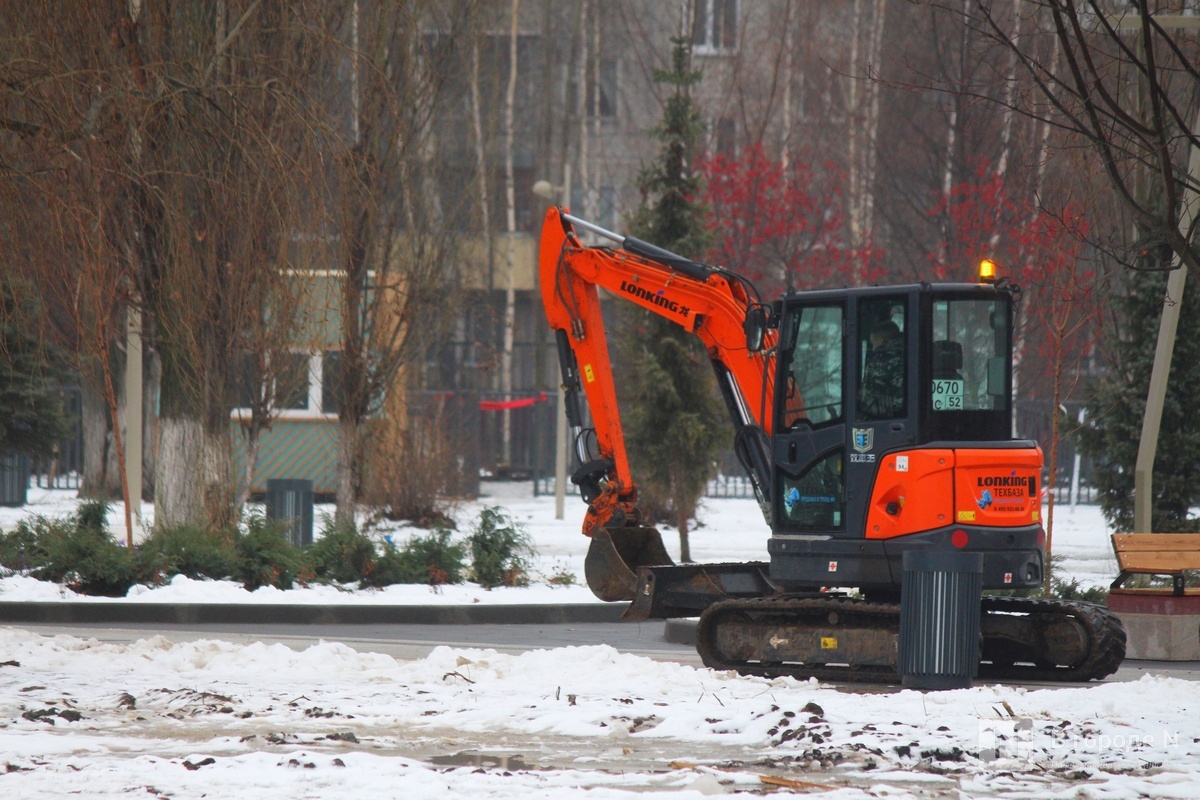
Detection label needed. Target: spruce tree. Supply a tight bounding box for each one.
[1079,270,1200,532]
[618,39,724,562]
[0,283,69,459]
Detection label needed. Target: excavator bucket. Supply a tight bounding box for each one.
[584,526,674,602]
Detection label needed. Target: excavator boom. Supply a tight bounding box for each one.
[540,206,775,599]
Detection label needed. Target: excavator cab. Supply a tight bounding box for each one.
[767,284,1044,596]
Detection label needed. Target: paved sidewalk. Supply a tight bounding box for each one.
[0,602,625,626]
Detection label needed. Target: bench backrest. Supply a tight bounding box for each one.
[1111,533,1200,574]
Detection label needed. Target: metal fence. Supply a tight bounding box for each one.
[405,389,561,497]
[1015,398,1098,506]
[32,385,83,491]
[529,401,761,500]
[528,397,1099,505]
[19,385,1098,507]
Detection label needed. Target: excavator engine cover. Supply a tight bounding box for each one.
[584,526,674,602]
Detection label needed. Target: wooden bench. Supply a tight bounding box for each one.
[1110,533,1200,596]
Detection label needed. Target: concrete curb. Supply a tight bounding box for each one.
[664,619,698,645]
[0,602,626,626]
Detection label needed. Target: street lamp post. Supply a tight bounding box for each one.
[533,166,572,520]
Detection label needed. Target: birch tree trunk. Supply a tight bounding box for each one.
[1010,28,1061,438]
[847,0,885,278]
[781,0,794,171]
[861,0,885,258]
[471,34,493,289]
[847,0,862,253]
[990,0,1023,254]
[577,0,589,223]
[500,0,520,466]
[935,0,971,269]
[587,0,599,222]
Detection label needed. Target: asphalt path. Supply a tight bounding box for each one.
[9,619,706,667]
[10,619,1200,686]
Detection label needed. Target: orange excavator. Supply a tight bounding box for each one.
[541,206,1125,682]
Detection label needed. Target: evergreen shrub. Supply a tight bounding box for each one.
[468,506,534,588]
[367,528,465,587]
[136,524,240,583]
[0,502,551,593]
[0,519,46,573]
[22,501,138,597]
[308,519,377,584]
[234,515,309,591]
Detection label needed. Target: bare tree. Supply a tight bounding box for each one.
[952,1,1200,272]
[138,2,332,531]
[2,1,332,534]
[326,1,475,524]
[0,3,152,543]
[846,0,887,273]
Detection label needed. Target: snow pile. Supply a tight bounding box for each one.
[1,629,1196,799]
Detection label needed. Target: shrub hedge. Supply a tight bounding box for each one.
[0,503,561,597]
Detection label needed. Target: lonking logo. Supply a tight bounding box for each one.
[620,281,690,317]
[977,474,1037,496]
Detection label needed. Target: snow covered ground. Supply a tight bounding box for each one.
[3,482,1178,800]
[2,631,1197,799]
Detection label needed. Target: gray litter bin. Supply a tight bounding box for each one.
[265,479,314,547]
[0,454,30,507]
[898,549,983,690]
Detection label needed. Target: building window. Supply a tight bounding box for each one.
[276,352,312,411]
[692,0,738,54]
[588,58,618,118]
[599,186,616,230]
[233,351,333,419]
[715,116,736,156]
[321,351,343,415]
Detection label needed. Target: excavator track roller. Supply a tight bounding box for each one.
[694,595,1127,684]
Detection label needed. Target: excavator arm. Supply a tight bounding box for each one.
[539,206,777,599]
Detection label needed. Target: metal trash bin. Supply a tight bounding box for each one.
[265,479,314,547]
[0,454,30,507]
[898,549,983,690]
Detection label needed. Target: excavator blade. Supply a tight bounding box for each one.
[623,561,775,621]
[584,526,674,602]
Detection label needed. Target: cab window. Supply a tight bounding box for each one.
[779,451,844,530]
[858,297,907,420]
[929,298,1009,412]
[781,304,843,429]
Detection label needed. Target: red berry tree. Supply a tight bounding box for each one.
[699,144,882,294]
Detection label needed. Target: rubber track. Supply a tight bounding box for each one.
[695,595,1126,684]
[696,596,900,683]
[976,595,1127,683]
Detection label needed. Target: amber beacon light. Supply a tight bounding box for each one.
[978,258,997,283]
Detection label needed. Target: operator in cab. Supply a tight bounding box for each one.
[860,319,904,420]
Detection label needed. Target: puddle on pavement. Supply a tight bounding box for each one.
[428,752,543,771]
